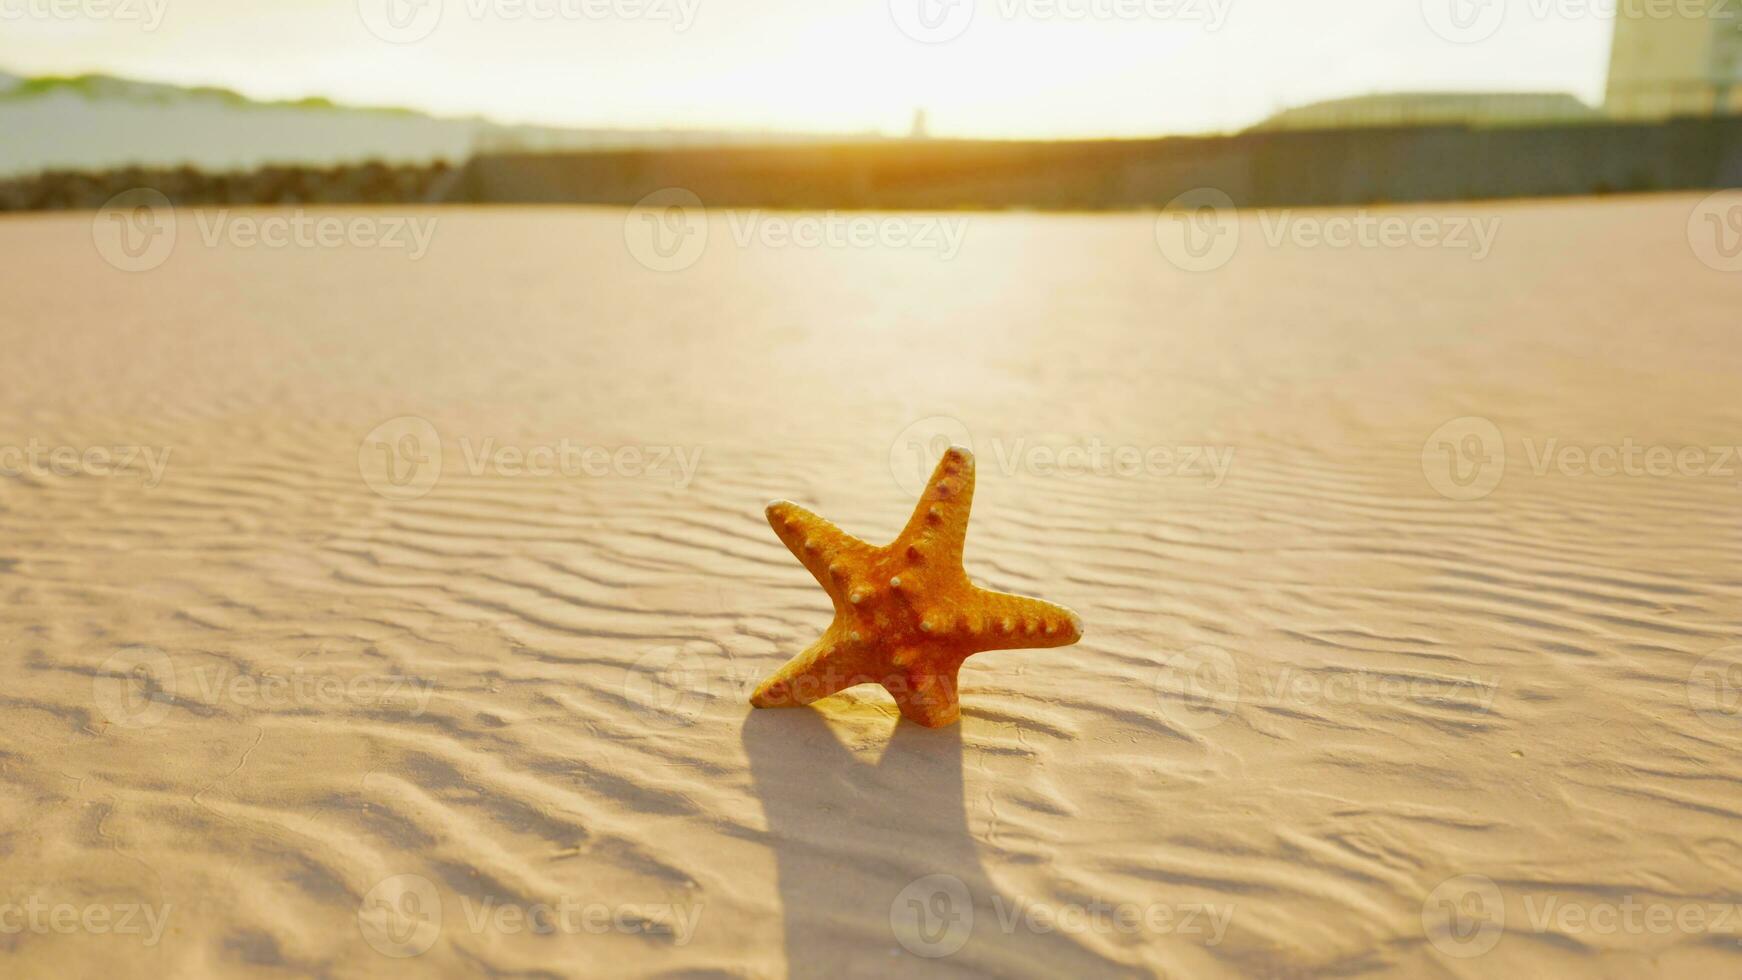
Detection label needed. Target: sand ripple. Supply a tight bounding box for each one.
[2,198,1740,977]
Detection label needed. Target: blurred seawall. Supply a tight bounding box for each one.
[4,117,1741,212]
[455,116,1742,209]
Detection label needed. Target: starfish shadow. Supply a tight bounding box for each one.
[742,707,1113,977]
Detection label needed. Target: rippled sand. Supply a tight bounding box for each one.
[2,195,1740,978]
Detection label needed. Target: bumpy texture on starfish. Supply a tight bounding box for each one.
[751,447,1084,727]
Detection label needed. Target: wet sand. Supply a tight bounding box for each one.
[2,194,1740,977]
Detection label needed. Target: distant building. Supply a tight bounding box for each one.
[1254,92,1599,131]
[1606,2,1742,118]
[909,108,929,140]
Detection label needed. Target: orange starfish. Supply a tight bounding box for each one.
[751,446,1084,727]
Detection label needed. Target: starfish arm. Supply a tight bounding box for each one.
[749,629,879,708]
[894,446,975,566]
[887,661,962,728]
[962,589,1085,652]
[766,500,876,597]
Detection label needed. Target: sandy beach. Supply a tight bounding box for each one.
[2,193,1740,977]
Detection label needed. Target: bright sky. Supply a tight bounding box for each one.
[0,0,1619,136]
